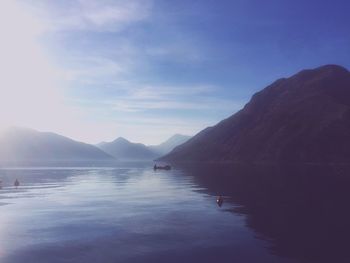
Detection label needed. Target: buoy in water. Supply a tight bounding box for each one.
[14,179,20,188]
[216,196,223,207]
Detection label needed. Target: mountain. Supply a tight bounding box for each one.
[0,127,113,162]
[149,134,191,155]
[160,65,350,164]
[97,137,159,160]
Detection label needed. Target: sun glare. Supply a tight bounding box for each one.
[0,1,64,131]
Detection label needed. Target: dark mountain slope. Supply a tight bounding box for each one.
[160,65,350,163]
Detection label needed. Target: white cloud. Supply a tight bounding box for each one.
[0,0,238,145]
[24,0,153,32]
[60,56,127,84]
[110,95,238,112]
[129,85,216,98]
[146,43,203,62]
[107,84,240,112]
[71,83,242,113]
[61,81,243,144]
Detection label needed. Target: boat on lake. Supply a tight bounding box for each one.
[153,164,171,170]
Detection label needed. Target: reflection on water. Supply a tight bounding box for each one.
[0,163,349,263]
[180,164,350,263]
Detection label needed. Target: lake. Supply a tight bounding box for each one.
[0,162,349,263]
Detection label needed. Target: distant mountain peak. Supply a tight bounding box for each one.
[0,127,113,163]
[169,134,190,139]
[113,137,130,143]
[149,134,191,155]
[290,64,349,82]
[312,64,348,73]
[97,136,158,160]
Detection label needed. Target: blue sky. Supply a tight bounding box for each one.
[1,0,350,144]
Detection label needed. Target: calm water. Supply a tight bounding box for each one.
[0,163,349,263]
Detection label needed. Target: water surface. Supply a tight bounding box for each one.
[0,163,349,263]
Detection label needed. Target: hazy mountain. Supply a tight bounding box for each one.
[97,137,159,160]
[160,65,350,164]
[149,134,191,155]
[0,127,113,162]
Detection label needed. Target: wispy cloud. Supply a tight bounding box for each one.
[5,0,239,144]
[106,85,241,112]
[25,0,153,32]
[60,56,127,84]
[111,98,239,112]
[128,85,216,100]
[70,83,243,114]
[145,42,203,62]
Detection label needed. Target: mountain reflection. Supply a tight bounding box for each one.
[179,164,350,263]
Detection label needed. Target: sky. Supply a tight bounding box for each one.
[0,0,350,144]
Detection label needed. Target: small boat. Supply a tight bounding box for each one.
[216,196,223,207]
[153,164,171,170]
[14,179,20,188]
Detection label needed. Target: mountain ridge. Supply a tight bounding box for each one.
[148,134,191,155]
[0,127,114,162]
[97,134,191,160]
[97,137,159,160]
[160,64,350,164]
